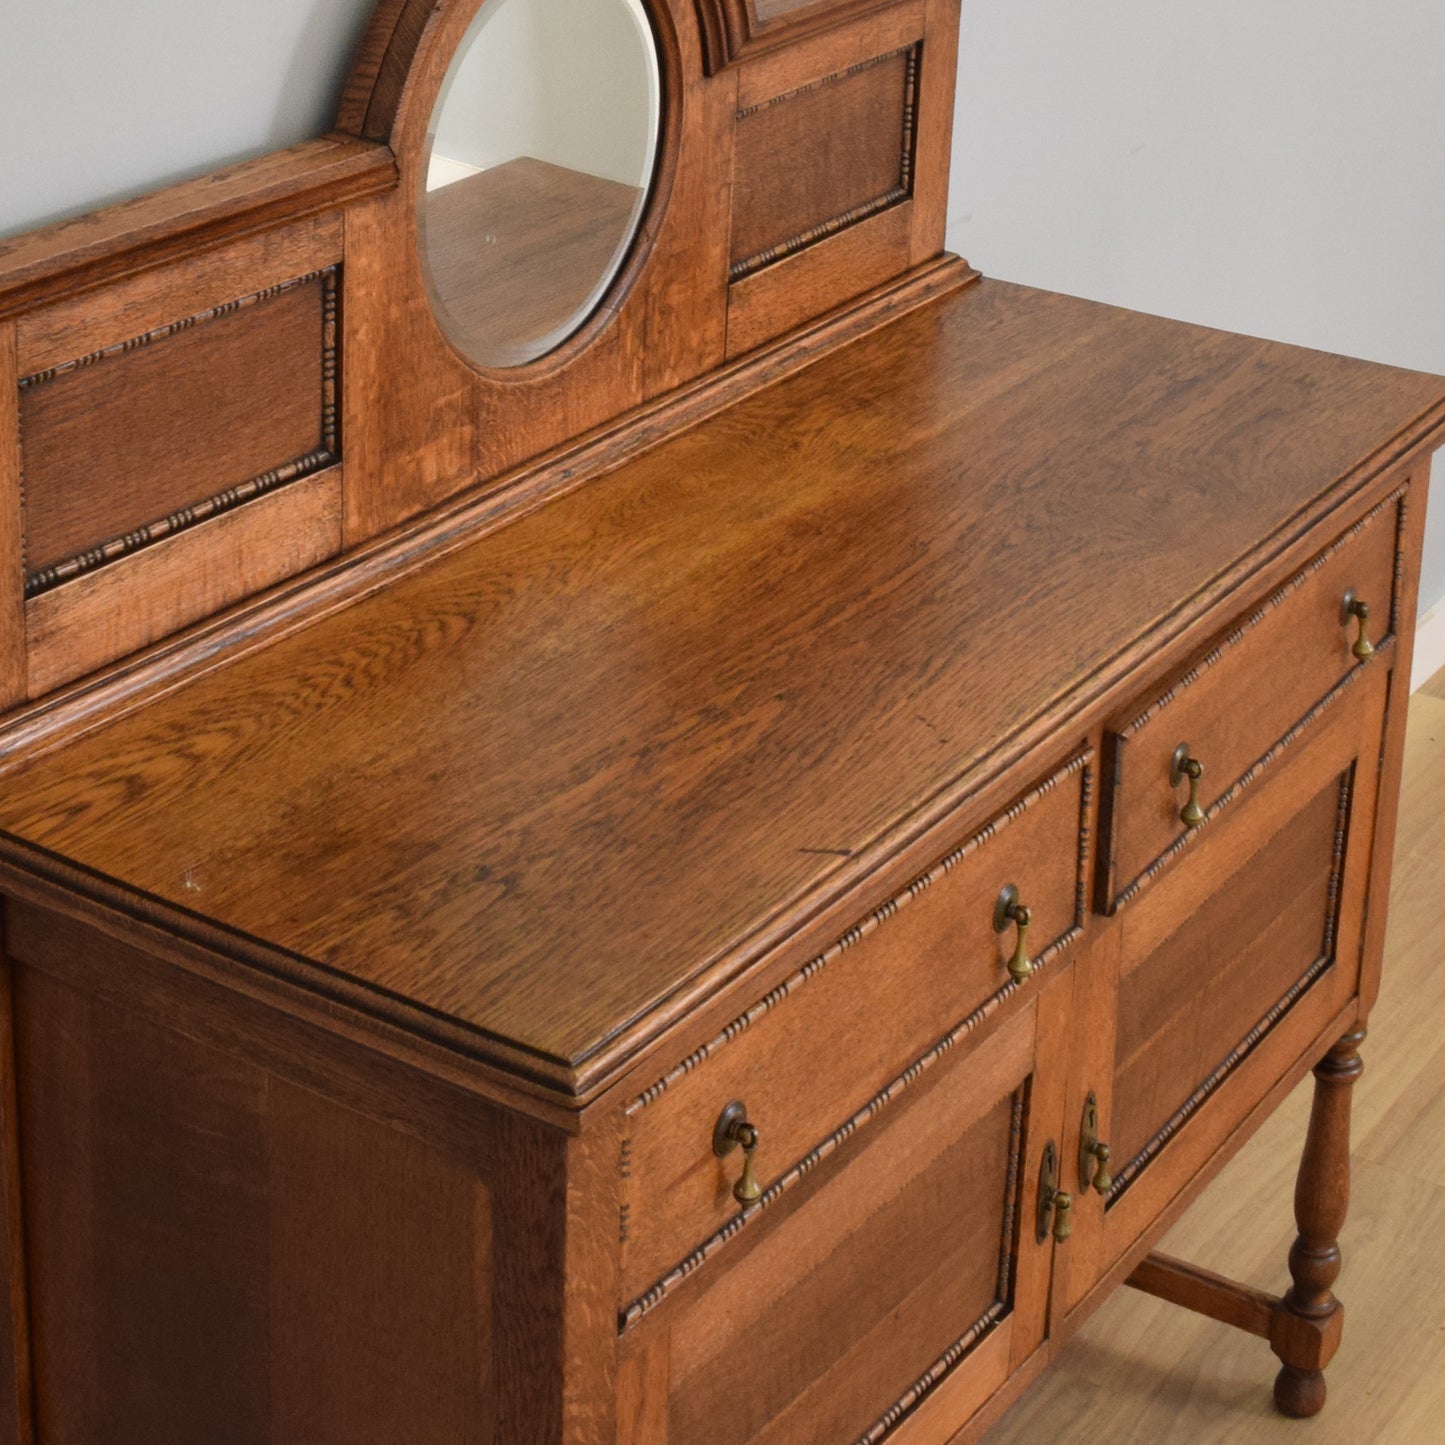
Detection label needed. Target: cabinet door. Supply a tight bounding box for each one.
[616,974,1076,1445]
[1059,667,1385,1310]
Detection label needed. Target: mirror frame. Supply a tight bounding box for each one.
[417,0,666,371]
[338,0,683,383]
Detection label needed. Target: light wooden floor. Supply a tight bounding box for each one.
[988,677,1445,1444]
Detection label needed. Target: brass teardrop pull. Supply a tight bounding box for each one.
[1051,1190,1073,1243]
[1169,744,1205,829]
[993,884,1033,981]
[713,1100,762,1205]
[1341,589,1375,661]
[1079,1091,1114,1197]
[1037,1141,1073,1245]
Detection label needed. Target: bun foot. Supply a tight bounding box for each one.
[1273,1365,1327,1418]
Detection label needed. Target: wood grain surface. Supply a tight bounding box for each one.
[623,1000,1039,1444]
[618,754,1082,1299]
[0,138,394,321]
[1110,777,1342,1175]
[0,281,1441,1084]
[1101,491,1399,907]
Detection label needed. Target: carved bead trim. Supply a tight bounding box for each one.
[730,190,909,282]
[619,972,1062,1328]
[1111,662,1372,914]
[627,750,1092,1117]
[320,264,341,456]
[995,1086,1026,1307]
[729,46,920,282]
[1319,764,1353,961]
[1108,771,1354,1203]
[17,267,336,391]
[1391,488,1408,637]
[855,1304,1007,1442]
[898,44,918,193]
[1119,487,1405,740]
[1074,761,1094,927]
[24,448,336,598]
[618,1135,633,1247]
[734,44,912,119]
[21,267,341,598]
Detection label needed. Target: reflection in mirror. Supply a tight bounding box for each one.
[421,0,661,369]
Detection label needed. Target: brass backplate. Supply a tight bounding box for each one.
[1079,1092,1100,1191]
[1036,1141,1059,1244]
[712,1099,747,1157]
[993,883,1020,934]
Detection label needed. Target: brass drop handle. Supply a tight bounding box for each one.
[1341,590,1375,661]
[1082,1141,1112,1195]
[1078,1091,1114,1196]
[993,884,1033,981]
[713,1100,763,1205]
[1049,1190,1073,1243]
[1169,743,1205,829]
[1036,1142,1072,1244]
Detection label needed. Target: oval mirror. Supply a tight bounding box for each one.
[419,0,662,369]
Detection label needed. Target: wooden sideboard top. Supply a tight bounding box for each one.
[0,278,1441,1097]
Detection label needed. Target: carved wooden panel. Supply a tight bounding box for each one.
[645,1009,1033,1444]
[729,44,919,280]
[17,267,339,597]
[24,468,342,698]
[1108,772,1351,1201]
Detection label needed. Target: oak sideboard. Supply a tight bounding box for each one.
[0,0,1440,1441]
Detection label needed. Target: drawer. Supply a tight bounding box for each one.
[619,752,1091,1303]
[1099,488,1401,911]
[617,1002,1055,1445]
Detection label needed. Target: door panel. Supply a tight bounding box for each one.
[618,975,1076,1444]
[1061,662,1385,1312]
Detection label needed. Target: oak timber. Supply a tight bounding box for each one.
[0,281,1440,1099]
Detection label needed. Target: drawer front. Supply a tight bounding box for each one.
[617,1002,1058,1445]
[620,753,1091,1303]
[1100,489,1401,910]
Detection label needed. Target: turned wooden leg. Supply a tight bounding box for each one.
[1269,1025,1365,1418]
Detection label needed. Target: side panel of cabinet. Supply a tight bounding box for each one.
[0,899,620,1445]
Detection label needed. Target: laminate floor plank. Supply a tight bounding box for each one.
[986,687,1445,1443]
[1416,666,1445,700]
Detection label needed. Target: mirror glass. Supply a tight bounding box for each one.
[420,0,661,368]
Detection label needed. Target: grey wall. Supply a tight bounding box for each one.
[432,0,657,187]
[3,1,1443,608]
[948,0,1445,616]
[0,1,375,236]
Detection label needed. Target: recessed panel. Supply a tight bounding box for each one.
[1109,774,1349,1196]
[729,45,917,279]
[659,1025,1029,1445]
[18,269,337,596]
